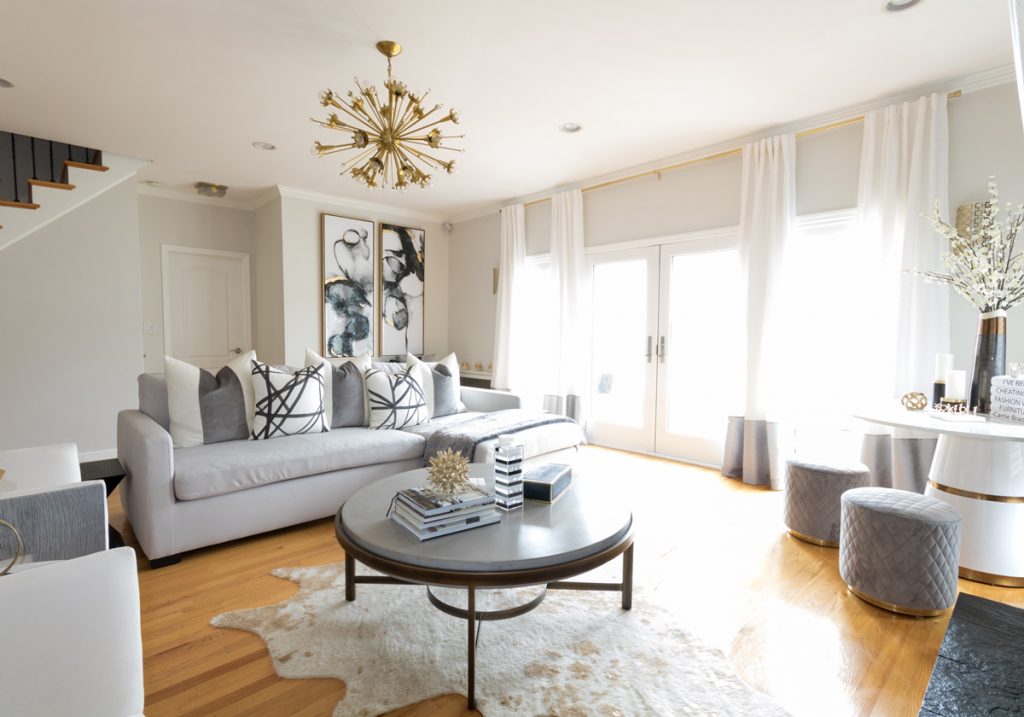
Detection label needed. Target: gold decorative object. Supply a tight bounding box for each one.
[426,447,470,498]
[900,392,928,411]
[460,361,470,370]
[313,40,463,190]
[0,518,23,577]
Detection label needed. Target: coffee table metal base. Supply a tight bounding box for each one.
[341,542,634,711]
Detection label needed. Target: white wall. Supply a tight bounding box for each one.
[0,179,143,454]
[138,195,255,373]
[277,193,449,366]
[448,83,1024,380]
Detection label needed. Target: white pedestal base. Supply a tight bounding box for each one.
[926,434,1024,586]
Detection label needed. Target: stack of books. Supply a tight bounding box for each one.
[991,376,1024,423]
[388,485,500,541]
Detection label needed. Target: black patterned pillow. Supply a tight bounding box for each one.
[250,361,328,440]
[364,367,429,429]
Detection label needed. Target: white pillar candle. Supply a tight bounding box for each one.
[946,369,966,400]
[934,353,954,383]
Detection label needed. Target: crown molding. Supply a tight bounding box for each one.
[448,64,1018,227]
[136,183,256,211]
[275,184,447,224]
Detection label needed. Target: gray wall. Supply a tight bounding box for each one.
[448,83,1024,381]
[0,179,143,455]
[138,195,255,373]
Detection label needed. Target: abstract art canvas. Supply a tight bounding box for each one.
[379,223,425,356]
[322,213,375,357]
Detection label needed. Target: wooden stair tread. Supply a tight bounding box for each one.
[0,200,40,210]
[28,179,76,191]
[65,160,109,172]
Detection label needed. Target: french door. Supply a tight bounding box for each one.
[586,234,742,466]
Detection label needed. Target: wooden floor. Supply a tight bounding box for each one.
[110,446,1024,717]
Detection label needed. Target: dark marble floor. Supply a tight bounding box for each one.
[919,593,1024,716]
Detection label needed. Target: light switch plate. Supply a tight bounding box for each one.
[143,321,158,334]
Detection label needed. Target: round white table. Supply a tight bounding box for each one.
[858,406,1024,587]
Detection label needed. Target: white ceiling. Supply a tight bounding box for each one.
[0,0,1014,217]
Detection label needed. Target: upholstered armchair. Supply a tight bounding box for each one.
[0,443,146,717]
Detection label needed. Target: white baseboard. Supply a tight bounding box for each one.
[79,448,117,462]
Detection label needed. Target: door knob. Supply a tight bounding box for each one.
[231,347,242,354]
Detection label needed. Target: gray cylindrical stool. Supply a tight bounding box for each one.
[784,460,870,547]
[840,487,961,617]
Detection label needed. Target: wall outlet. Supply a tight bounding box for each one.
[143,321,159,334]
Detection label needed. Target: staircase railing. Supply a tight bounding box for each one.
[0,132,102,204]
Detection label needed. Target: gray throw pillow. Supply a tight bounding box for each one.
[198,367,250,443]
[332,361,366,428]
[432,363,459,418]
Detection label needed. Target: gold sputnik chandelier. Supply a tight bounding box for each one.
[312,40,463,190]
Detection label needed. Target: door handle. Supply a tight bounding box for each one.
[658,336,666,363]
[230,347,242,354]
[645,336,653,363]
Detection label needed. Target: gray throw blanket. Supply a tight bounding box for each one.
[424,409,576,462]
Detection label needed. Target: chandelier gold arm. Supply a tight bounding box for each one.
[313,39,461,190]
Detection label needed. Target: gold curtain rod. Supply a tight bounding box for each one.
[523,90,962,208]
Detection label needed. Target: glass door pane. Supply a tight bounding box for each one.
[587,247,659,453]
[656,242,742,465]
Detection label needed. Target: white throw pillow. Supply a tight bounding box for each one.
[250,361,328,440]
[164,351,256,448]
[364,367,429,429]
[406,352,466,415]
[305,349,371,426]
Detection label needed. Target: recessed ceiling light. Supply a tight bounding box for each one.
[559,123,582,133]
[884,0,922,11]
[252,141,276,150]
[0,77,14,89]
[142,180,164,187]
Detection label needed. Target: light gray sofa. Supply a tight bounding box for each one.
[118,374,584,567]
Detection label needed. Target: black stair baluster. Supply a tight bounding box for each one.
[32,137,52,183]
[50,142,69,184]
[12,134,33,203]
[0,131,15,202]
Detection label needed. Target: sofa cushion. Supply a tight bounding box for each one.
[164,352,256,447]
[305,349,370,428]
[365,368,429,429]
[173,428,426,501]
[250,362,328,440]
[138,374,171,430]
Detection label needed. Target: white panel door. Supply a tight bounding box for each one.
[586,246,660,453]
[162,246,252,370]
[654,237,743,465]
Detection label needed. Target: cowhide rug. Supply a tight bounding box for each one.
[212,561,790,716]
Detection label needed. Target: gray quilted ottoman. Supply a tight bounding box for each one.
[784,460,870,547]
[839,487,961,616]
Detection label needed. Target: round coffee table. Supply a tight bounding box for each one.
[335,463,634,710]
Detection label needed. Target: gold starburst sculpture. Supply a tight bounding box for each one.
[312,40,463,191]
[426,448,471,498]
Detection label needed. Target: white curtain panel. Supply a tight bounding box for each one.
[724,134,795,489]
[492,204,526,392]
[1011,0,1024,134]
[854,93,949,492]
[546,189,587,421]
[857,92,950,399]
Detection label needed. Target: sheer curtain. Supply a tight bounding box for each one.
[492,203,526,392]
[545,189,587,421]
[722,134,796,489]
[857,93,950,491]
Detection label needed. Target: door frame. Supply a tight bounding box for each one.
[161,245,252,366]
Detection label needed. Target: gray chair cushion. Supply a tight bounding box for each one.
[839,487,961,614]
[784,459,870,546]
[0,482,107,562]
[173,428,425,501]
